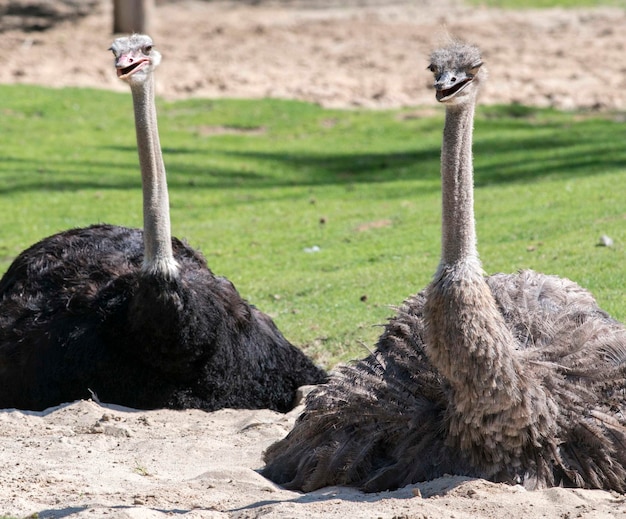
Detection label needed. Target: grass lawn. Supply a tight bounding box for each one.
[0,85,624,367]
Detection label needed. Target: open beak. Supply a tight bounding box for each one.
[435,75,473,102]
[116,57,150,79]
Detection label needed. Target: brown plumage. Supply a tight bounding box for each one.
[262,41,626,492]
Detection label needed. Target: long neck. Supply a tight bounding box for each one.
[425,98,555,462]
[429,97,518,394]
[440,102,478,266]
[130,77,179,278]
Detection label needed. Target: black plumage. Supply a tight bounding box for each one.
[0,35,325,412]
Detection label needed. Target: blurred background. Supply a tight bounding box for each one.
[2,0,626,110]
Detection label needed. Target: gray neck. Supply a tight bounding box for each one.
[130,77,179,278]
[440,102,478,266]
[425,98,556,458]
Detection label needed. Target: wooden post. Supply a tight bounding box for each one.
[113,0,154,34]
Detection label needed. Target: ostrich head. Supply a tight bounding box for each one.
[428,42,485,105]
[110,34,161,86]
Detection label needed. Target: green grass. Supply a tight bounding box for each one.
[0,85,624,367]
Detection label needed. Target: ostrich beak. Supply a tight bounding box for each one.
[434,72,474,102]
[116,57,150,79]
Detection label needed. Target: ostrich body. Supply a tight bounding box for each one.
[262,42,626,492]
[0,35,325,412]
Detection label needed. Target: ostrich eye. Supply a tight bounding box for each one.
[468,62,483,76]
[427,64,437,74]
[143,45,153,54]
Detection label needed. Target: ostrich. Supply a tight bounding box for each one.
[0,34,326,412]
[262,41,626,492]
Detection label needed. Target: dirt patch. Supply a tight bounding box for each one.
[1,0,626,110]
[2,398,626,518]
[356,219,393,231]
[196,125,267,136]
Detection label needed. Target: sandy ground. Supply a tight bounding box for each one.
[2,398,626,519]
[2,0,626,110]
[2,1,626,518]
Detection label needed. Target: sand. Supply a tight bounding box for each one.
[2,398,626,518]
[2,1,626,517]
[2,0,626,111]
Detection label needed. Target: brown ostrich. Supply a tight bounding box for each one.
[262,41,626,493]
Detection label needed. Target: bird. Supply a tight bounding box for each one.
[262,40,626,493]
[0,34,326,413]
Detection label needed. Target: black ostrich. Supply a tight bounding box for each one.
[0,34,326,412]
[262,42,626,492]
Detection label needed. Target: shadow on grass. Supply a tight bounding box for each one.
[0,146,441,193]
[1,118,625,194]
